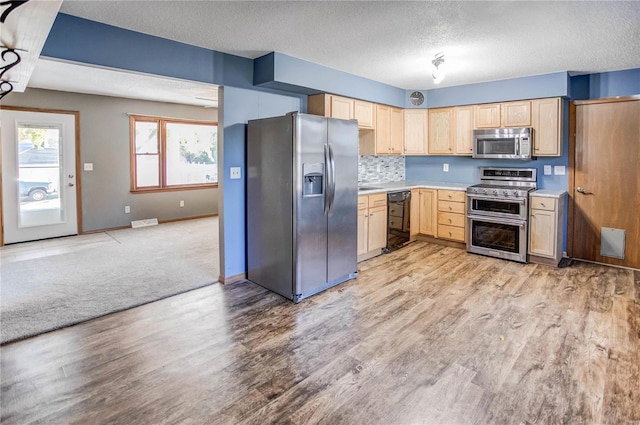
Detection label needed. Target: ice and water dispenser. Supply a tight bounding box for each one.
[303,163,324,197]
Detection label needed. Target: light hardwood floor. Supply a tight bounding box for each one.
[1,241,638,424]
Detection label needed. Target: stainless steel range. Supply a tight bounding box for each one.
[466,167,537,263]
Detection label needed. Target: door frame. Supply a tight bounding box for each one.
[568,95,640,259]
[0,105,82,246]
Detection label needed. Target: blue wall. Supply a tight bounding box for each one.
[570,68,640,100]
[220,87,301,278]
[424,72,569,108]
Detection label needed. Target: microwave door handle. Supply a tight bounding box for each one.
[515,137,520,155]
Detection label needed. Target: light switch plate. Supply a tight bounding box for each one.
[543,165,552,175]
[84,163,93,171]
[230,167,241,179]
[554,165,566,175]
[443,163,449,172]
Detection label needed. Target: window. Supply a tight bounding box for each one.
[130,115,218,192]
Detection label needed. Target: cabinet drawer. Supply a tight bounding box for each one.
[369,193,387,208]
[438,211,465,228]
[530,197,556,211]
[438,224,466,242]
[358,196,368,211]
[438,200,465,214]
[438,190,466,203]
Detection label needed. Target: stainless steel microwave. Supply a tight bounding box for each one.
[473,127,533,160]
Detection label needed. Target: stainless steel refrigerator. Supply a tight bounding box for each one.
[247,112,358,302]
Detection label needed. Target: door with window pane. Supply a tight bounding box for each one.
[1,109,78,244]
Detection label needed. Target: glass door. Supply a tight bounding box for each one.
[1,109,78,244]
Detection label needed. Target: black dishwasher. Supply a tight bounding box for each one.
[387,190,411,251]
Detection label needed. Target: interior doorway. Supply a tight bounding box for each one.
[1,108,80,245]
[570,97,640,269]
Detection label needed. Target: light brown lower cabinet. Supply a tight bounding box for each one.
[529,194,566,265]
[436,190,466,242]
[357,194,387,258]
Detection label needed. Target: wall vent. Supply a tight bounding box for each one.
[131,218,159,229]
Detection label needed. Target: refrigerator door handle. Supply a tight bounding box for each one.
[327,143,336,213]
[323,144,331,215]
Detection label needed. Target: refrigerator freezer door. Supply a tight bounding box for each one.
[326,117,358,284]
[294,114,329,299]
[246,115,295,300]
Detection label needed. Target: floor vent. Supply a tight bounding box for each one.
[131,218,159,229]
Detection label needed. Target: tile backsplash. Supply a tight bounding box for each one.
[358,155,405,184]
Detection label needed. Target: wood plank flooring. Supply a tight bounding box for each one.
[1,241,638,424]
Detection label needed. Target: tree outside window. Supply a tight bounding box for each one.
[130,115,217,192]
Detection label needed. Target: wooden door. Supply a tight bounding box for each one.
[330,96,353,120]
[428,108,454,154]
[531,98,561,156]
[454,106,474,155]
[367,206,387,250]
[389,107,404,154]
[357,208,368,255]
[419,189,436,236]
[353,100,374,129]
[375,104,391,154]
[474,103,501,128]
[572,98,640,268]
[403,110,428,155]
[501,101,531,127]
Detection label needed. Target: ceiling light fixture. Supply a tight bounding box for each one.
[432,52,445,85]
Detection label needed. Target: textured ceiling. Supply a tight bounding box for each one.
[57,0,640,90]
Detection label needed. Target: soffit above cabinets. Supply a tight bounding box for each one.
[0,0,62,94]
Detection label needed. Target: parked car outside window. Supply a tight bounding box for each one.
[19,180,56,201]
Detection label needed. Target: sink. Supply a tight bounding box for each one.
[358,187,383,191]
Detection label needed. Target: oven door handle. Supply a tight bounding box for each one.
[467,214,526,227]
[467,194,527,205]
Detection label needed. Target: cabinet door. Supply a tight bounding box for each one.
[330,96,354,120]
[419,189,436,236]
[357,209,369,255]
[529,208,556,257]
[375,104,391,154]
[531,97,561,156]
[367,206,388,250]
[474,103,501,128]
[389,107,404,154]
[454,106,474,155]
[428,108,454,154]
[354,100,375,129]
[502,101,531,127]
[410,189,420,239]
[403,109,428,155]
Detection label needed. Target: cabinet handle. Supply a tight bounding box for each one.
[449,206,452,211]
[448,219,452,223]
[540,202,546,207]
[449,232,452,236]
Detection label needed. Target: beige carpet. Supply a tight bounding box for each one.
[0,217,219,344]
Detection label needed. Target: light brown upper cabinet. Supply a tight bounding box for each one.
[353,100,375,129]
[531,97,562,156]
[454,106,474,155]
[375,104,403,155]
[308,94,375,129]
[403,109,428,155]
[428,107,455,154]
[474,101,531,128]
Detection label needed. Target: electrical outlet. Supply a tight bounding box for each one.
[554,165,566,175]
[230,167,241,179]
[544,165,552,175]
[84,163,93,171]
[124,206,130,214]
[179,200,185,207]
[443,163,449,172]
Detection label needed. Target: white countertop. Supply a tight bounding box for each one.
[530,190,568,198]
[358,180,470,195]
